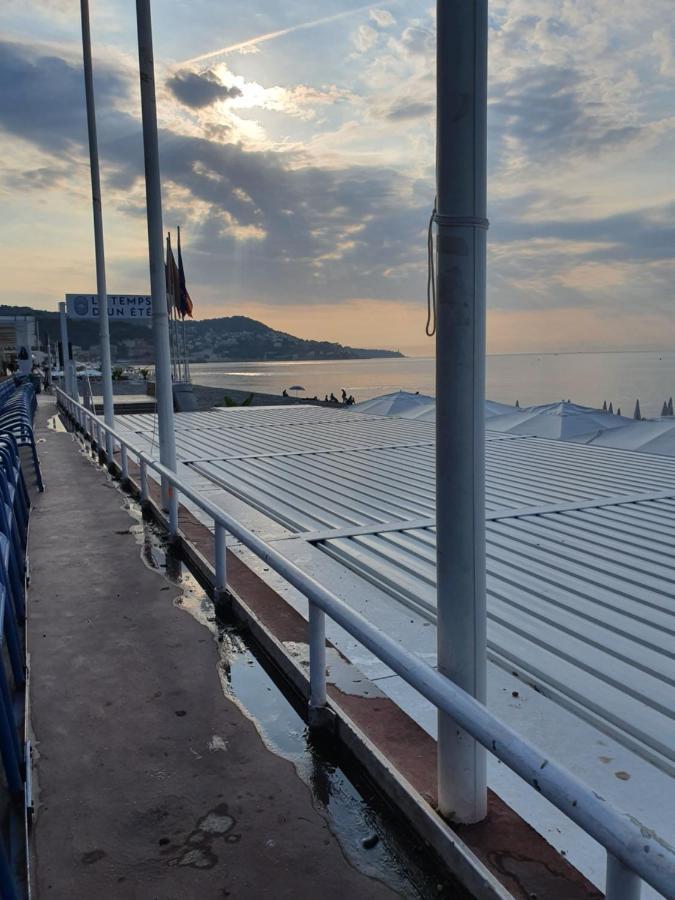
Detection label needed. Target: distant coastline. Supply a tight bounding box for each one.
[0,305,403,363]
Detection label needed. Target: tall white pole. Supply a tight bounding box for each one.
[80,0,115,458]
[135,0,177,507]
[59,302,76,399]
[435,0,488,823]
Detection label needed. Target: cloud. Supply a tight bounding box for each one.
[166,70,242,109]
[0,39,127,155]
[181,2,392,65]
[395,25,434,57]
[353,24,378,53]
[490,65,644,169]
[385,99,434,121]
[4,11,675,352]
[369,9,395,28]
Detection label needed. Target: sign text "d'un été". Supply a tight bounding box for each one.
[65,294,152,320]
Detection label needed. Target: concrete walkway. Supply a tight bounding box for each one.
[27,396,398,899]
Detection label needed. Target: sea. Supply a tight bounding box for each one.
[189,350,675,419]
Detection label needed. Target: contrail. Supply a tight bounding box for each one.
[181,1,394,66]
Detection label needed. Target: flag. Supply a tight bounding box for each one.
[165,232,180,314]
[176,225,194,319]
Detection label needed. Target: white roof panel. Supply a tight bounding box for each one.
[114,404,675,894]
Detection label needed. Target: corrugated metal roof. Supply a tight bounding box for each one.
[116,405,675,775]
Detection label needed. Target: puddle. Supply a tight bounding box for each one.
[46,414,67,433]
[121,498,466,899]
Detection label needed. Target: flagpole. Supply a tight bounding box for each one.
[80,0,115,459]
[174,302,182,381]
[166,232,178,382]
[435,0,488,824]
[135,0,177,508]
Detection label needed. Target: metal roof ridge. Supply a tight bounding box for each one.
[299,487,675,543]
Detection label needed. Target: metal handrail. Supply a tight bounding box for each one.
[55,388,675,900]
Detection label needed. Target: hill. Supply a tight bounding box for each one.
[0,307,403,363]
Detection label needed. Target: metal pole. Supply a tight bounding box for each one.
[46,337,53,389]
[80,0,115,460]
[214,523,227,597]
[435,0,488,824]
[58,303,75,400]
[606,854,642,900]
[308,603,327,709]
[168,488,178,538]
[120,445,128,481]
[140,457,149,503]
[135,0,177,509]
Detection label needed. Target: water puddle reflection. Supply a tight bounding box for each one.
[116,496,465,898]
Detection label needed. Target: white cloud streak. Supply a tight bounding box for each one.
[181,1,395,66]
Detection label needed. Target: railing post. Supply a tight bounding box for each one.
[168,485,178,539]
[140,458,149,504]
[214,523,227,600]
[606,854,641,900]
[308,602,331,729]
[120,445,128,482]
[97,422,106,463]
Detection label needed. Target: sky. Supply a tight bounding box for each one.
[1,1,675,355]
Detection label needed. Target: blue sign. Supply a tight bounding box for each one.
[65,294,152,319]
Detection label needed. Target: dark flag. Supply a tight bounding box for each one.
[176,225,194,319]
[165,232,180,314]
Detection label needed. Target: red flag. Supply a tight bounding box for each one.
[177,225,193,319]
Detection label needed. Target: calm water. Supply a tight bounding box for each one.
[190,351,675,419]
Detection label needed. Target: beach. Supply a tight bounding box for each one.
[186,350,675,418]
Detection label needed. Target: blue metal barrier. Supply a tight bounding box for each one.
[0,381,43,492]
[0,381,31,897]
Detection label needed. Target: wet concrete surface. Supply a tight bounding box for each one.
[27,400,407,899]
[128,506,464,899]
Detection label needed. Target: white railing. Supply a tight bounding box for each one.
[55,388,674,900]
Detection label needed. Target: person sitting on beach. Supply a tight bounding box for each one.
[324,394,329,403]
[330,392,338,403]
[282,389,289,397]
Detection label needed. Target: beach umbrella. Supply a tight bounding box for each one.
[668,397,673,416]
[399,398,515,423]
[586,419,675,455]
[634,399,642,420]
[351,391,434,417]
[288,385,305,391]
[485,400,516,418]
[485,400,632,441]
